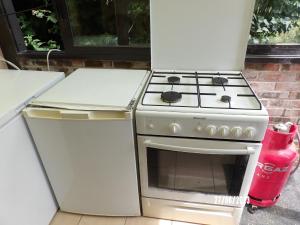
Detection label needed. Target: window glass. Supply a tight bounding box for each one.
[65,0,150,47]
[12,0,63,51]
[249,0,300,44]
[147,148,249,196]
[10,0,300,54]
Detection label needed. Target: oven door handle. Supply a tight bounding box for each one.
[144,140,256,155]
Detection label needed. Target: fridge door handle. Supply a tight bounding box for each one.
[60,110,90,119]
[144,140,256,155]
[23,108,131,120]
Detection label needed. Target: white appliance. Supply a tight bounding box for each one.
[23,68,150,216]
[135,0,269,225]
[0,69,64,225]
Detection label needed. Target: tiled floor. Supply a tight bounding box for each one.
[50,212,198,225]
[50,168,300,225]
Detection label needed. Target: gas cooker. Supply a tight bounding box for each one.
[136,71,268,142]
[137,1,268,224]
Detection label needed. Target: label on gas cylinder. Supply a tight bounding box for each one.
[257,162,289,174]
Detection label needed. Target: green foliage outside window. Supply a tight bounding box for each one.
[68,0,150,47]
[14,0,300,51]
[249,0,300,44]
[13,0,62,51]
[128,0,150,44]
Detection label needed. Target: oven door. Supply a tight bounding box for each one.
[138,135,261,207]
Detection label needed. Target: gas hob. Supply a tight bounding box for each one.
[142,71,261,110]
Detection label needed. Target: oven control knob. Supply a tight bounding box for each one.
[169,123,181,134]
[196,125,202,132]
[231,126,243,138]
[245,127,256,138]
[219,126,230,137]
[206,125,217,136]
[148,123,154,129]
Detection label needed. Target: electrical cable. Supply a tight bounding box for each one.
[0,3,58,71]
[0,58,21,70]
[47,49,61,71]
[0,3,52,17]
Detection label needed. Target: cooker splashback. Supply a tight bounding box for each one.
[150,0,256,71]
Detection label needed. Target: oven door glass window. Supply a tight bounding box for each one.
[147,148,249,196]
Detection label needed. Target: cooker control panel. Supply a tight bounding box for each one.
[199,125,255,138]
[136,111,268,141]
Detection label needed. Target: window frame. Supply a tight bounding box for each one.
[53,0,150,61]
[0,0,299,63]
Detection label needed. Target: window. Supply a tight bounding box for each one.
[0,0,299,61]
[247,0,300,59]
[65,0,150,47]
[249,0,300,44]
[55,0,150,60]
[0,0,150,60]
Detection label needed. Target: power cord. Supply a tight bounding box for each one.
[0,57,21,70]
[47,49,61,71]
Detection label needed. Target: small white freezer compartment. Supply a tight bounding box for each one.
[23,68,150,216]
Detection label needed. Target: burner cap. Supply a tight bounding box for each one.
[212,77,228,85]
[161,91,182,103]
[221,95,231,103]
[168,76,181,84]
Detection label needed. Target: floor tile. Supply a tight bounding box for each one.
[79,215,126,225]
[50,211,82,225]
[125,217,172,225]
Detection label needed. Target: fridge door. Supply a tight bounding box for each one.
[0,114,57,225]
[23,107,140,216]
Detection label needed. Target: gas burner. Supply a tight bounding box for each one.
[212,77,228,85]
[221,95,231,103]
[161,91,182,103]
[168,76,181,84]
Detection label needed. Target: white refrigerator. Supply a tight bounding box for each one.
[0,69,64,225]
[23,68,150,216]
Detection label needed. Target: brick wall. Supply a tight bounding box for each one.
[244,63,300,128]
[18,57,150,75]
[18,57,300,127]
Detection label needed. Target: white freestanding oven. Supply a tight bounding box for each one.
[135,0,269,225]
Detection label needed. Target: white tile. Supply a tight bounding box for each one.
[125,217,172,225]
[50,211,81,225]
[79,215,126,225]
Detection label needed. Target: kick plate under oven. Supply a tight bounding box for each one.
[138,135,261,208]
